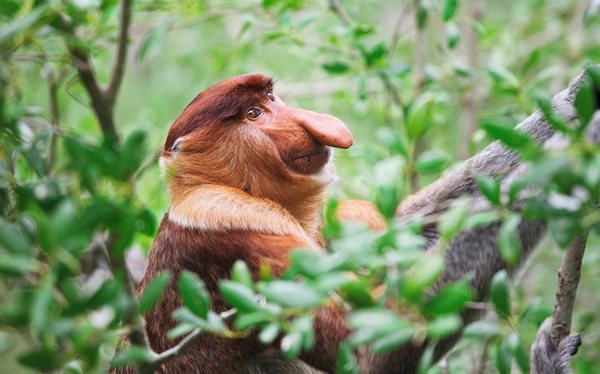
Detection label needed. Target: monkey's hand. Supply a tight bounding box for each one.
[530,318,582,374]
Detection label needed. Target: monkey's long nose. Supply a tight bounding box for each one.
[291,108,353,149]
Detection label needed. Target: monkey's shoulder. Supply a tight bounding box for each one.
[145,213,307,280]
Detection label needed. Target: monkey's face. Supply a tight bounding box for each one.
[161,73,353,199]
[242,90,353,175]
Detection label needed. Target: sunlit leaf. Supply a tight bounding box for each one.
[476,175,501,206]
[406,93,436,141]
[446,22,460,48]
[260,280,323,309]
[232,260,254,289]
[490,270,511,319]
[139,272,171,314]
[415,149,451,174]
[442,0,458,21]
[498,213,522,266]
[427,314,462,338]
[336,343,359,374]
[179,271,211,318]
[219,281,260,313]
[371,327,415,353]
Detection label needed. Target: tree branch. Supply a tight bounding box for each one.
[549,235,587,347]
[46,68,60,176]
[148,328,203,369]
[106,0,133,103]
[458,0,482,160]
[328,0,352,27]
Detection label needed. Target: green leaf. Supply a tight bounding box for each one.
[31,276,53,333]
[18,347,65,371]
[495,336,514,374]
[179,271,211,318]
[234,311,274,330]
[139,272,172,314]
[462,321,501,338]
[118,129,148,180]
[340,281,374,307]
[439,197,470,242]
[136,208,157,236]
[0,255,38,276]
[406,93,436,141]
[259,322,280,344]
[71,0,101,10]
[371,327,415,353]
[137,20,171,62]
[168,323,196,339]
[323,61,350,74]
[219,281,260,313]
[480,117,533,150]
[534,90,571,134]
[476,175,501,206]
[427,314,462,338]
[260,280,323,309]
[23,131,50,176]
[446,22,460,48]
[498,214,522,266]
[232,260,254,289]
[486,65,519,89]
[353,23,374,38]
[0,7,47,42]
[336,343,359,374]
[416,1,429,28]
[587,65,600,90]
[375,127,409,158]
[511,334,530,372]
[415,149,451,174]
[0,218,31,254]
[417,345,434,374]
[172,307,207,328]
[281,331,302,359]
[584,0,600,24]
[425,277,474,315]
[574,76,596,127]
[442,0,458,21]
[490,270,511,319]
[402,254,445,301]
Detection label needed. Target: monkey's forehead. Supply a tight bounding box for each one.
[164,73,274,151]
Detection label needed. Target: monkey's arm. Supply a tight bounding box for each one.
[386,70,594,372]
[530,318,582,374]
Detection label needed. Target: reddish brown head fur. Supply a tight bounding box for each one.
[164,74,274,153]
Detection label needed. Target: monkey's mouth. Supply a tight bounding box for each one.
[287,145,331,175]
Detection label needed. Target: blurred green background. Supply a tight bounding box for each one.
[2,0,600,372]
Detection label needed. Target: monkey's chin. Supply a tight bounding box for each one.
[286,146,331,175]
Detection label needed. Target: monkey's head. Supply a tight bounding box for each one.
[160,73,353,208]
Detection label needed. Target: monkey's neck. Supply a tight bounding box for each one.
[278,194,325,248]
[167,184,322,249]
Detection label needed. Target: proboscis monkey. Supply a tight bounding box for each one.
[112,71,593,374]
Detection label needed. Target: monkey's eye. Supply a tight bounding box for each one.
[267,92,275,102]
[247,107,263,120]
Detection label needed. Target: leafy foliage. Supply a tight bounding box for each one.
[1,0,600,373]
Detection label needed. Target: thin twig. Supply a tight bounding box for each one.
[410,0,427,192]
[549,235,587,347]
[378,70,405,110]
[149,328,203,368]
[106,0,133,103]
[46,69,60,176]
[328,0,352,27]
[133,147,162,181]
[458,0,482,160]
[388,1,411,57]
